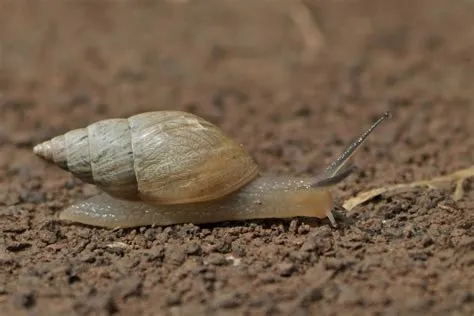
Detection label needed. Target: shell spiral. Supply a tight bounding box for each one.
[33,111,260,205]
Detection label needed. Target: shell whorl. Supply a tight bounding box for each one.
[34,118,139,200]
[33,111,260,205]
[33,135,68,170]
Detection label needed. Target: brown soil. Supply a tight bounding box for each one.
[1,1,473,315]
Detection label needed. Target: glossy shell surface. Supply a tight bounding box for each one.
[33,111,260,204]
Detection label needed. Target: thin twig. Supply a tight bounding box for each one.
[343,166,474,211]
[287,0,325,62]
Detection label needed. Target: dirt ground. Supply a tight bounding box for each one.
[1,0,473,315]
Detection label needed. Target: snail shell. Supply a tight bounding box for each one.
[34,110,391,229]
[33,111,259,205]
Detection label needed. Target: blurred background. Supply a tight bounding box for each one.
[2,0,474,181]
[1,1,474,315]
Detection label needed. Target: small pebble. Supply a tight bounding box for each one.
[276,262,295,277]
[186,242,202,255]
[12,291,36,309]
[211,292,240,309]
[207,253,227,266]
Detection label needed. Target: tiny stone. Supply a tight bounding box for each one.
[277,262,295,277]
[211,292,240,309]
[166,293,181,306]
[231,243,246,257]
[186,242,202,255]
[207,253,227,266]
[324,258,355,270]
[165,246,186,266]
[203,271,216,282]
[80,253,96,263]
[257,273,278,284]
[299,287,323,307]
[297,224,311,234]
[200,228,212,237]
[404,224,415,238]
[76,229,92,239]
[103,296,119,314]
[214,240,232,253]
[12,291,36,309]
[421,236,433,247]
[145,246,164,262]
[301,239,317,252]
[143,228,157,241]
[19,190,45,204]
[105,244,126,256]
[39,229,58,244]
[290,251,310,262]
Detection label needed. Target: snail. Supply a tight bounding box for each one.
[33,110,391,229]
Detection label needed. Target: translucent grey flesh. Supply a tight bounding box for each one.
[60,176,332,229]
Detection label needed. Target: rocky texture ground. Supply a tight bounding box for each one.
[1,1,473,315]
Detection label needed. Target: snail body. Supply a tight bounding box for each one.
[34,110,391,229]
[59,176,337,229]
